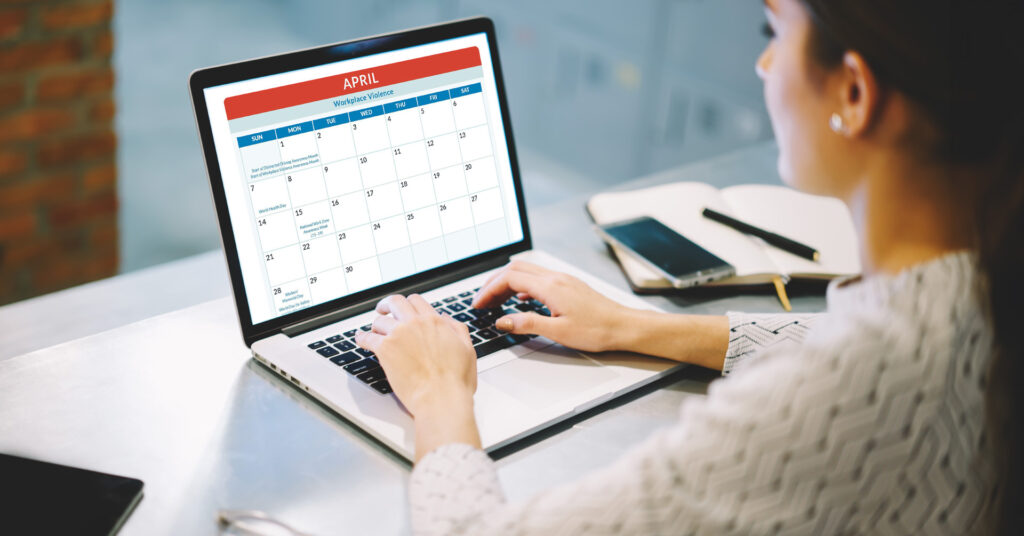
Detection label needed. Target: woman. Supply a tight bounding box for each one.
[355,0,1023,533]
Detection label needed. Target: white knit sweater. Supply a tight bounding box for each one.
[409,250,996,534]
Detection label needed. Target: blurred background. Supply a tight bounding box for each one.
[0,0,771,305]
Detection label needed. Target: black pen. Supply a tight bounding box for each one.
[702,207,820,262]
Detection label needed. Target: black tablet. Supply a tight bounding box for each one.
[0,453,144,536]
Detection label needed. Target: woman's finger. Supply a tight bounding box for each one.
[376,294,417,320]
[477,260,549,295]
[406,293,435,316]
[473,270,548,308]
[355,330,385,352]
[442,314,471,338]
[372,314,398,335]
[495,312,561,339]
[506,260,550,276]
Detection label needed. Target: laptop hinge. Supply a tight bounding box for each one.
[281,255,509,338]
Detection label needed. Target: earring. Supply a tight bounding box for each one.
[829,113,849,135]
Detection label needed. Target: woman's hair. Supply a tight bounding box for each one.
[796,0,1024,532]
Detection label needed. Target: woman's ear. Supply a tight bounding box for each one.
[837,51,881,137]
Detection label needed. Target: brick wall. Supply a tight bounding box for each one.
[0,0,116,305]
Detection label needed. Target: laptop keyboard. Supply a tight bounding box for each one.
[304,288,551,395]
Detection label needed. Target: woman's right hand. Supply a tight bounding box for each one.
[471,261,640,353]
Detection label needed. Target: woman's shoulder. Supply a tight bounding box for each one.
[821,250,985,352]
[734,249,993,420]
[823,249,982,334]
[691,251,995,534]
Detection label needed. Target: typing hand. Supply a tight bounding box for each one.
[355,294,477,417]
[472,261,636,353]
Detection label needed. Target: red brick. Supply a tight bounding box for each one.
[0,0,117,303]
[37,129,116,168]
[47,189,117,228]
[0,107,77,143]
[82,161,115,192]
[0,209,35,240]
[92,28,112,58]
[0,82,25,111]
[41,1,112,30]
[89,222,116,249]
[0,37,82,72]
[0,149,27,177]
[1,238,49,265]
[31,245,117,290]
[82,250,117,279]
[0,269,30,306]
[0,7,27,40]
[37,67,114,103]
[0,172,76,208]
[88,97,115,122]
[30,257,80,291]
[55,228,86,251]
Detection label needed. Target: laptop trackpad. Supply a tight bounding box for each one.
[479,345,618,411]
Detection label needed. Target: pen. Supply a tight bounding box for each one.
[701,207,820,262]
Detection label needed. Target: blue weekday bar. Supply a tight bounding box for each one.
[237,128,277,148]
[416,90,450,106]
[275,121,314,139]
[450,82,482,98]
[351,105,384,121]
[383,97,417,114]
[313,113,350,130]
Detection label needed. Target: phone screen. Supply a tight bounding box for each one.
[600,217,733,281]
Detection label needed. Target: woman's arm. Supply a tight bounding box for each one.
[355,262,827,459]
[473,261,823,372]
[720,311,824,375]
[612,311,824,373]
[471,261,731,369]
[610,309,732,370]
[406,329,892,535]
[355,294,483,461]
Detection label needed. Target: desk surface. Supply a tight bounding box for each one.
[0,141,827,535]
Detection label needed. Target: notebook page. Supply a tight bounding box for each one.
[721,184,861,278]
[587,182,776,279]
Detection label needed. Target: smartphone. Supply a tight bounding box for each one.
[597,216,735,288]
[1,453,144,535]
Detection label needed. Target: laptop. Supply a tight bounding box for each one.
[189,17,683,461]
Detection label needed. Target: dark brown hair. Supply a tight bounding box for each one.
[797,0,1024,533]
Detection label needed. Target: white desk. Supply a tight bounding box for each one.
[0,142,827,535]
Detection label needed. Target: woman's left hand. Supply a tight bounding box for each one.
[355,294,482,461]
[355,293,476,416]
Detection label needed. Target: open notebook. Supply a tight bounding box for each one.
[586,182,861,291]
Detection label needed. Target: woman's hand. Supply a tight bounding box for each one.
[355,294,482,461]
[472,261,640,353]
[355,294,476,416]
[475,261,731,370]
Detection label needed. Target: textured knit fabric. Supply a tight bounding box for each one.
[409,250,996,535]
[722,311,824,376]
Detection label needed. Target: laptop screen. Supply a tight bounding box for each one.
[201,31,524,325]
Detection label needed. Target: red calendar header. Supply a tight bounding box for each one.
[224,47,482,120]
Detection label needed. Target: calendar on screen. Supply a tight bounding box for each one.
[216,42,522,321]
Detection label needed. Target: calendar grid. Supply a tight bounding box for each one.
[347,130,382,291]
[238,81,507,315]
[382,104,416,278]
[315,132,356,301]
[262,140,309,303]
[450,98,482,253]
[418,104,451,263]
[313,138,351,300]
